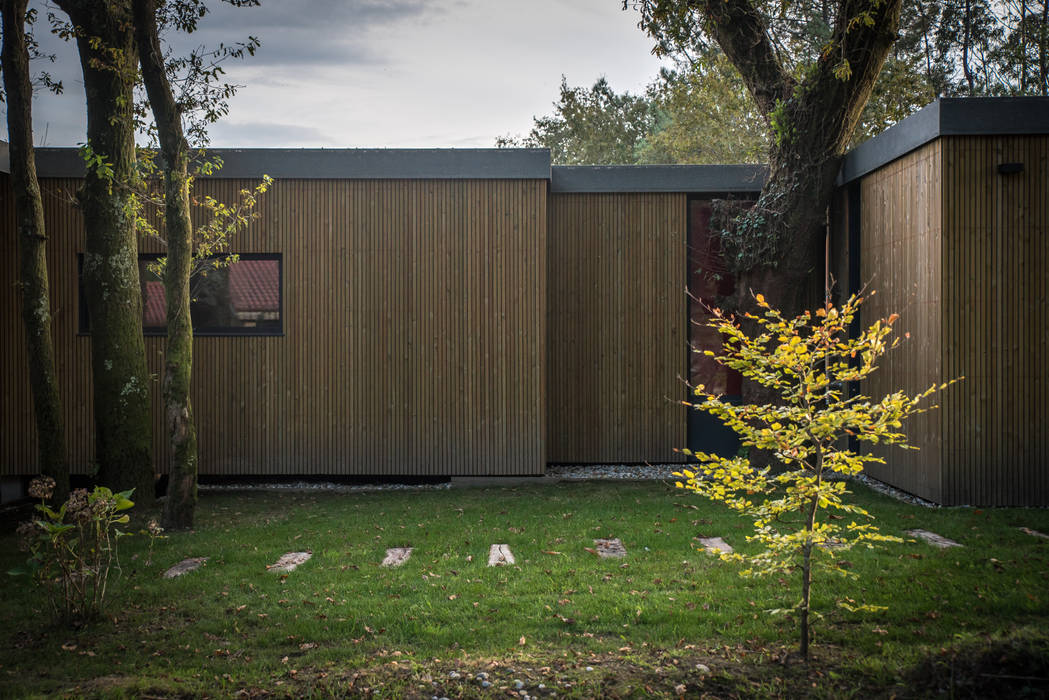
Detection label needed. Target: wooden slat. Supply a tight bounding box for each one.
[857,134,1049,506]
[859,141,944,502]
[546,192,687,463]
[1,178,546,477]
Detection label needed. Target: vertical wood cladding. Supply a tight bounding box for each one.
[859,135,1049,505]
[860,140,944,501]
[940,136,1049,506]
[546,192,687,463]
[1,178,546,476]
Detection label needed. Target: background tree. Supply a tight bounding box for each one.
[1,0,68,501]
[52,0,154,504]
[496,76,658,164]
[641,53,768,163]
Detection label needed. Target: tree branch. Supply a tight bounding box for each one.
[689,0,795,115]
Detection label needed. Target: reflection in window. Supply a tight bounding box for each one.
[81,254,282,336]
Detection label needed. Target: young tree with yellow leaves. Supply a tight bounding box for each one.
[675,291,956,659]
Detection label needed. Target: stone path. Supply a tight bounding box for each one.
[267,551,312,572]
[592,538,627,558]
[697,537,733,554]
[381,547,414,567]
[906,529,962,548]
[163,557,207,579]
[488,544,515,566]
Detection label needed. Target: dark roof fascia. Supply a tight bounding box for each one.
[550,164,767,194]
[839,97,1049,184]
[30,147,552,180]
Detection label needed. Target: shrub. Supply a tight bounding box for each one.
[11,477,135,623]
[675,291,956,658]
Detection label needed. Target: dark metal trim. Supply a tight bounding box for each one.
[551,164,766,193]
[840,97,1049,184]
[31,147,551,180]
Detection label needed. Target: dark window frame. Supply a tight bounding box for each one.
[78,252,284,338]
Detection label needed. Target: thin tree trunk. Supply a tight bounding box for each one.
[799,443,824,660]
[800,539,813,658]
[1022,0,1029,93]
[1,0,69,502]
[963,0,976,94]
[1041,1,1048,95]
[54,0,154,505]
[133,0,199,529]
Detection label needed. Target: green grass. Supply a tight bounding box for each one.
[2,480,1048,698]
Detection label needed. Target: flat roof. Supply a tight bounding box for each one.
[840,96,1049,183]
[24,147,553,180]
[550,164,766,193]
[4,145,767,193]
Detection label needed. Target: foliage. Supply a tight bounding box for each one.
[496,76,659,165]
[499,60,768,165]
[641,52,768,164]
[10,476,135,623]
[674,291,957,657]
[138,165,273,290]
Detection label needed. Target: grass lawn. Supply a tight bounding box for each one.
[2,479,1048,698]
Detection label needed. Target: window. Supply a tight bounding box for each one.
[79,253,283,336]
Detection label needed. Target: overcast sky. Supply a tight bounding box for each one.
[8,0,667,149]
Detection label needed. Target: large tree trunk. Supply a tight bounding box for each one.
[133,0,199,529]
[1,0,69,501]
[55,0,154,504]
[696,0,902,314]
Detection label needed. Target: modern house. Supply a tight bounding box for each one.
[1,97,1046,505]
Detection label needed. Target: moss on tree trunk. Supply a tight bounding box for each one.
[134,0,198,529]
[2,0,69,501]
[56,0,154,504]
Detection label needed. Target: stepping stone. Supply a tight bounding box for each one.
[906,529,962,549]
[488,544,515,566]
[267,551,312,572]
[697,537,733,554]
[163,557,207,579]
[592,538,627,558]
[381,547,414,567]
[1020,527,1049,540]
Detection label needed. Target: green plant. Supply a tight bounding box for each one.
[674,291,956,658]
[11,477,135,623]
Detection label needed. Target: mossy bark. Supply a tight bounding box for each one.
[56,0,154,504]
[134,0,198,529]
[696,0,902,417]
[697,0,903,314]
[1,0,69,501]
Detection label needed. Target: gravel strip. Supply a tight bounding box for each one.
[194,464,938,508]
[199,481,452,494]
[547,464,682,481]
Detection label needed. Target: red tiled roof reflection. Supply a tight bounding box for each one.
[144,281,166,326]
[229,259,279,312]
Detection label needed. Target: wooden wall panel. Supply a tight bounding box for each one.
[941,136,1049,506]
[859,141,944,502]
[547,192,687,463]
[1,178,546,477]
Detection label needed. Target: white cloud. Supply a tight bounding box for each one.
[4,0,667,148]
